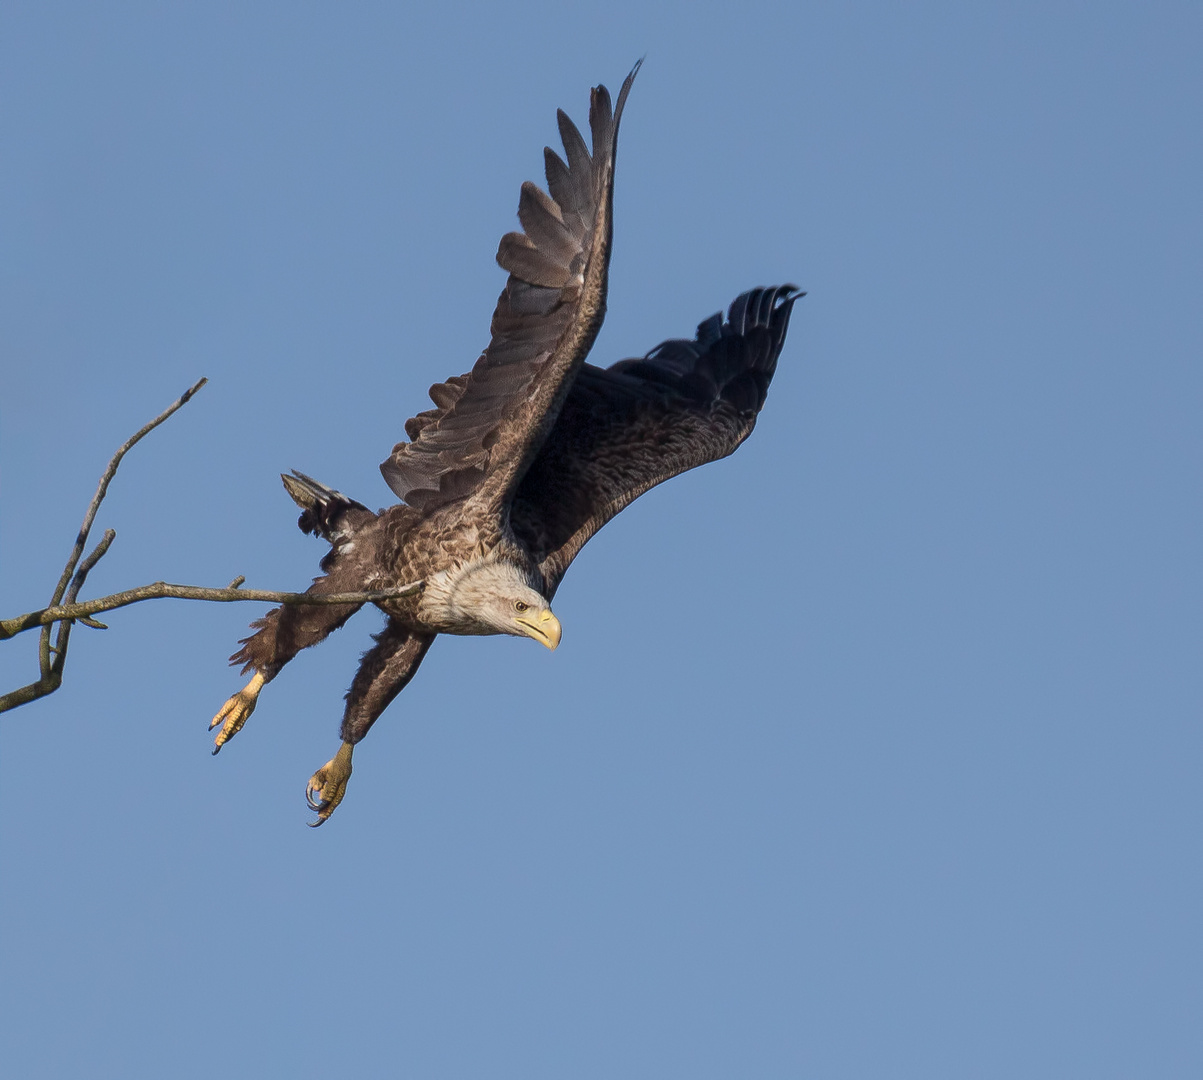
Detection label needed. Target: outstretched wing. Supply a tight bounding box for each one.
[380,63,641,514]
[509,286,803,596]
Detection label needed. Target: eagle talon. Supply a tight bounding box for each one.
[209,672,267,754]
[306,742,354,826]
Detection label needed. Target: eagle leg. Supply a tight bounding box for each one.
[306,741,354,826]
[209,671,266,755]
[302,620,435,825]
[210,558,368,754]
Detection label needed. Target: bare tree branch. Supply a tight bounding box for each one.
[0,580,423,641]
[0,582,425,639]
[1,378,423,715]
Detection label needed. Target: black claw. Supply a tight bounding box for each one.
[211,744,221,756]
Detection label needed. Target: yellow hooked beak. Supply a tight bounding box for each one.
[516,608,562,651]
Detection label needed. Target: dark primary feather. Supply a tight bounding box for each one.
[381,61,642,513]
[510,286,803,594]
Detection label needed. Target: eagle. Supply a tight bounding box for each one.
[209,63,802,824]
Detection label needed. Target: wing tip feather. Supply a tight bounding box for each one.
[387,69,647,513]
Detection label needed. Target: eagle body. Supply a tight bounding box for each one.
[211,63,803,823]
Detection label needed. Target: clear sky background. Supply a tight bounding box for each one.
[2,2,1200,1077]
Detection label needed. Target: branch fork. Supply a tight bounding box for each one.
[0,378,421,713]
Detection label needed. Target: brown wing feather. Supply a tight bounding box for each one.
[380,63,641,513]
[509,286,803,596]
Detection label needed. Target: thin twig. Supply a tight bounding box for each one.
[33,379,208,698]
[0,580,424,641]
[46,529,118,683]
[50,378,208,611]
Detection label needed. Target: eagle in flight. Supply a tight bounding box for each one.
[210,63,802,823]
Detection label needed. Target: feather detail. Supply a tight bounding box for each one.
[509,285,803,595]
[380,61,642,513]
[281,470,372,544]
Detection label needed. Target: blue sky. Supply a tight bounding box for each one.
[2,2,1201,1076]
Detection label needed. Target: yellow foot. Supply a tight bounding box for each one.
[306,742,354,827]
[209,672,267,755]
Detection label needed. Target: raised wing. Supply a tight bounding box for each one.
[510,285,803,596]
[380,64,641,513]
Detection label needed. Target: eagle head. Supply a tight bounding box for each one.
[427,559,562,649]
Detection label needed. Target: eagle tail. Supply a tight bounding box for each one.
[281,471,371,543]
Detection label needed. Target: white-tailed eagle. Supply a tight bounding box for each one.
[210,64,803,823]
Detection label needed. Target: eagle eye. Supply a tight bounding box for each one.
[514,601,529,613]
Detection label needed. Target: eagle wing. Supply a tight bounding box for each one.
[380,63,640,513]
[509,285,803,596]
